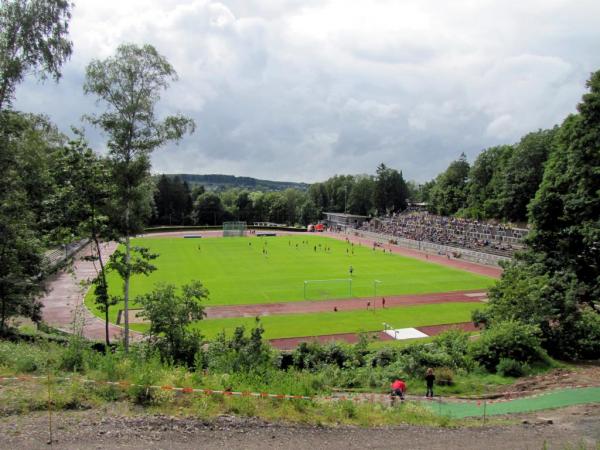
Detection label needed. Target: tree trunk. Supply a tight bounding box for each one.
[124,232,131,351]
[0,298,6,335]
[92,235,110,348]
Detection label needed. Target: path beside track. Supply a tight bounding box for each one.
[39,242,141,342]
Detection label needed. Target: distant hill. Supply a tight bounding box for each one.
[166,174,310,192]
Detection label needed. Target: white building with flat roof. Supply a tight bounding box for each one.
[323,212,369,230]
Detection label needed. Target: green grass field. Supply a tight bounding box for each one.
[129,302,481,340]
[85,235,493,323]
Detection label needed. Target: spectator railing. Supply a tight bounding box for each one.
[355,230,511,267]
[43,239,89,271]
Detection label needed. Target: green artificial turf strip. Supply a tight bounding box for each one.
[85,235,494,323]
[131,302,481,340]
[424,387,600,418]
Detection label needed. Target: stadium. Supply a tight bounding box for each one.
[2,3,599,446]
[83,219,502,350]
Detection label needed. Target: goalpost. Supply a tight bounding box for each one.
[223,221,247,237]
[303,279,352,300]
[373,279,383,297]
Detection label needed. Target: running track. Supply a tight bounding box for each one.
[204,290,487,319]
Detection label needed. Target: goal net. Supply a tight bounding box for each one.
[223,221,247,237]
[303,279,352,300]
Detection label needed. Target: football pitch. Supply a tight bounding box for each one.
[85,234,494,331]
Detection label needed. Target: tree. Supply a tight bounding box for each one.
[500,128,556,223]
[192,192,224,225]
[428,153,470,215]
[299,199,319,225]
[0,116,44,333]
[267,192,287,223]
[308,182,328,215]
[137,281,208,365]
[484,71,600,359]
[49,137,118,346]
[374,163,408,214]
[0,111,67,334]
[235,191,254,223]
[0,0,73,110]
[84,43,195,350]
[466,145,513,219]
[348,175,375,215]
[152,175,193,225]
[0,0,72,331]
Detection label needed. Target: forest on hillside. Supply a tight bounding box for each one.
[150,126,554,229]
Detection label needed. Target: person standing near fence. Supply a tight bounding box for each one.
[425,368,435,398]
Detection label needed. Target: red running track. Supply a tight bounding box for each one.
[204,290,487,319]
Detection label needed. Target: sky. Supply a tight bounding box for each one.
[13,0,600,183]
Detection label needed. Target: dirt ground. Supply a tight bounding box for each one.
[493,366,600,397]
[1,403,598,450]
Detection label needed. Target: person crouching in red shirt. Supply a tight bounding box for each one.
[390,378,406,404]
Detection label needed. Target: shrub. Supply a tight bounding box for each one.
[496,358,531,377]
[396,344,454,377]
[433,329,475,371]
[469,321,545,371]
[434,367,455,386]
[0,341,62,373]
[60,335,92,372]
[572,308,600,360]
[200,324,273,373]
[128,352,170,406]
[369,348,395,368]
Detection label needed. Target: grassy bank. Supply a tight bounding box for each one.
[0,340,483,427]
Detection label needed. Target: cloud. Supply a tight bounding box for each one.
[12,0,600,182]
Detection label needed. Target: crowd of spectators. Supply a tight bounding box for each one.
[360,211,527,256]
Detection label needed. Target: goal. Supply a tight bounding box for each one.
[223,221,247,237]
[373,279,383,297]
[303,279,352,300]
